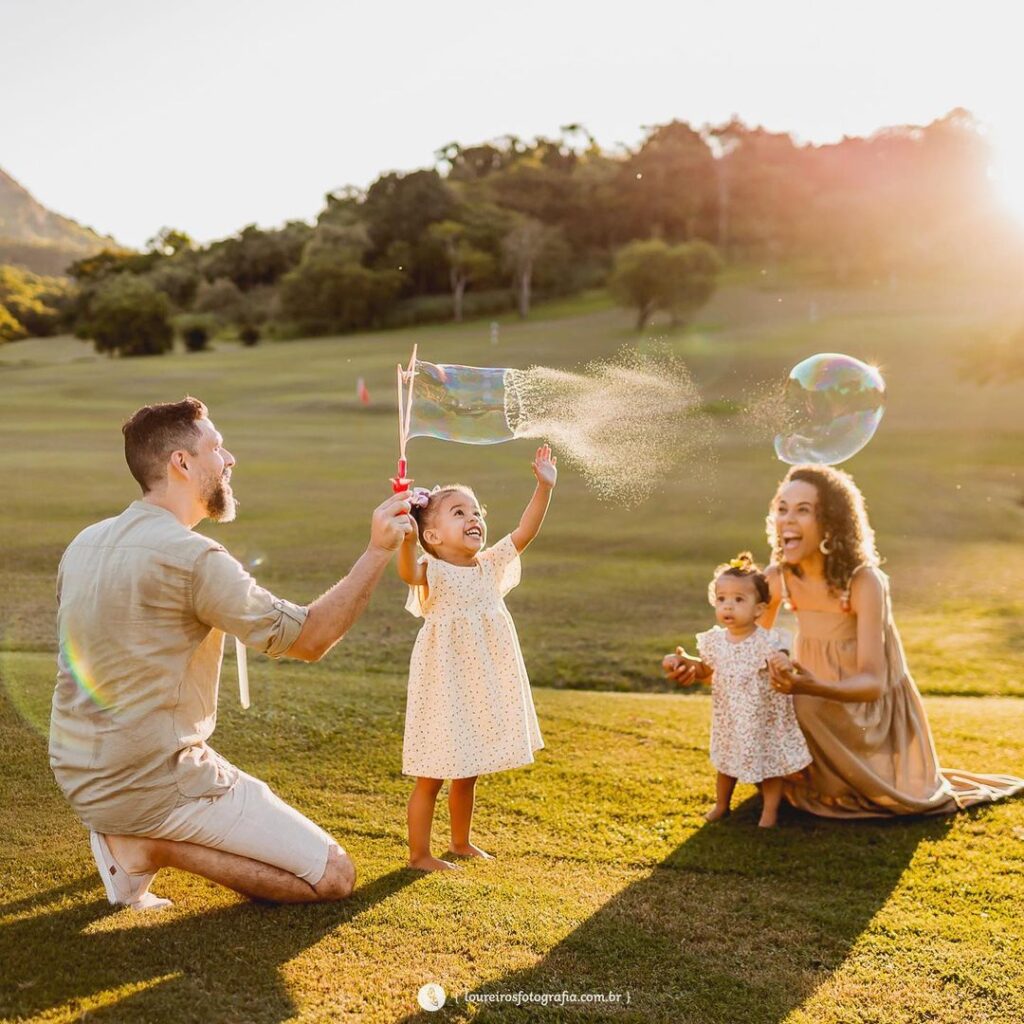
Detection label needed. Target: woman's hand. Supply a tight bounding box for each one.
[532,444,557,490]
[768,657,817,695]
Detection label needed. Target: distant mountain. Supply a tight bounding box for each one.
[0,167,120,275]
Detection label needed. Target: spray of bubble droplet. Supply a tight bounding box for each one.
[506,348,714,504]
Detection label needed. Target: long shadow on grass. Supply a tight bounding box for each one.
[0,866,420,1022]
[399,798,954,1024]
[0,873,98,916]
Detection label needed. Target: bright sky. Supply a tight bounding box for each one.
[3,0,1020,248]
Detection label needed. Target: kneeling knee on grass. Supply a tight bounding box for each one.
[313,846,357,900]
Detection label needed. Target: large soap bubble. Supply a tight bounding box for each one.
[408,361,521,444]
[774,353,886,465]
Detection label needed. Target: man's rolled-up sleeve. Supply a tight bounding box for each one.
[191,546,308,658]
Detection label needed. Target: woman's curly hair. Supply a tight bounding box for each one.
[766,464,880,596]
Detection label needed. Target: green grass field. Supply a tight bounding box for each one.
[2,277,1023,1022]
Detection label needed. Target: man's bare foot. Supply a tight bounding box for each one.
[408,855,460,872]
[758,812,779,828]
[446,843,494,859]
[704,805,730,823]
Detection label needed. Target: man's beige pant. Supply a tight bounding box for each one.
[146,770,335,884]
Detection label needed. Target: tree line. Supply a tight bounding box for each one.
[0,108,1011,353]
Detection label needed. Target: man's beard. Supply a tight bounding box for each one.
[203,471,237,523]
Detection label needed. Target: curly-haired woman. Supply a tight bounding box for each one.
[668,464,1023,817]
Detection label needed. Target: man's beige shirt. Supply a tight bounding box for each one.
[49,500,308,834]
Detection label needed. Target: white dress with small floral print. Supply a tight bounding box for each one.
[403,533,544,779]
[696,625,812,784]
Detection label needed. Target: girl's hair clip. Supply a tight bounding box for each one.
[409,487,432,508]
[729,556,751,570]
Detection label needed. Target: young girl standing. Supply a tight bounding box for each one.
[664,553,811,828]
[397,445,557,871]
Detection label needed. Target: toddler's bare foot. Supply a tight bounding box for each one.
[446,843,494,860]
[704,805,730,823]
[408,855,460,872]
[758,811,779,828]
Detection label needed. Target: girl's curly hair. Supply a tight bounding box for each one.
[410,484,485,557]
[766,464,880,596]
[707,551,771,606]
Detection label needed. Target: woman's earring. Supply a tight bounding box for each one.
[819,536,832,556]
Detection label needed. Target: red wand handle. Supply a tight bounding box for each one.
[391,457,411,494]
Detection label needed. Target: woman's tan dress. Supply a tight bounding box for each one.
[779,569,1024,818]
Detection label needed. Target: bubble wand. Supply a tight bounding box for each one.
[392,345,418,493]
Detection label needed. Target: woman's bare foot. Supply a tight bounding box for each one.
[408,855,460,872]
[704,804,731,823]
[446,843,494,859]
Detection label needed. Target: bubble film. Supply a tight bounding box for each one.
[774,353,885,465]
[407,361,520,444]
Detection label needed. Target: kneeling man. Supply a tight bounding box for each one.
[50,397,412,909]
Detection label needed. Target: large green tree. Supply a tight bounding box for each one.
[201,222,312,290]
[279,250,402,333]
[81,275,173,356]
[502,217,562,318]
[0,266,72,337]
[705,121,805,261]
[624,120,717,242]
[427,220,496,322]
[361,170,456,291]
[609,238,722,329]
[660,240,723,325]
[0,302,26,341]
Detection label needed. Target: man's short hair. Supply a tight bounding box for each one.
[122,396,208,492]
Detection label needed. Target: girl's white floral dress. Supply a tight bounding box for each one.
[695,625,811,783]
[404,534,544,779]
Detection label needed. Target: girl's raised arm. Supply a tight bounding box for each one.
[511,445,557,553]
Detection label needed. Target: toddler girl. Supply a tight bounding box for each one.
[663,553,811,828]
[397,445,557,870]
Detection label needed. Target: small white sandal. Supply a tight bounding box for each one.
[89,831,173,911]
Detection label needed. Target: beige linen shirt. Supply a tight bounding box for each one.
[49,500,308,834]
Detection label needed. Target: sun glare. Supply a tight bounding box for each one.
[988,123,1024,224]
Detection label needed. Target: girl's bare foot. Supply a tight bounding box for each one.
[446,843,494,859]
[758,812,779,828]
[704,805,730,823]
[409,855,460,872]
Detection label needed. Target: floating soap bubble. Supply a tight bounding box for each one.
[774,353,885,465]
[408,361,520,444]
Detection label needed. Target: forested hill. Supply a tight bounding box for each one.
[3,108,1024,350]
[0,167,116,275]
